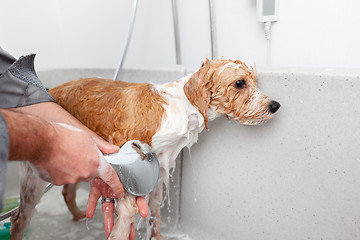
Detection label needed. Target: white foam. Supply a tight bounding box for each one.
[53,122,84,132]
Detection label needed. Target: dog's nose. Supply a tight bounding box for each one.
[269,101,280,113]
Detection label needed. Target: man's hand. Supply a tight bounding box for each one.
[1,107,117,185]
[35,122,105,184]
[86,176,149,239]
[3,102,121,184]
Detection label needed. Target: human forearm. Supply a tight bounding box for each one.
[11,101,108,145]
[11,102,89,134]
[0,107,102,184]
[0,108,54,162]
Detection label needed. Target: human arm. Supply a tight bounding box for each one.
[0,107,120,186]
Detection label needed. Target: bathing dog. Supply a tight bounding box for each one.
[10,58,280,239]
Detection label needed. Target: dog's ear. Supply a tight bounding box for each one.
[184,60,214,130]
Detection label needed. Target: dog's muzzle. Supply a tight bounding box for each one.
[269,100,281,113]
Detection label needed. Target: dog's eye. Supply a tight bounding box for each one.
[235,80,246,88]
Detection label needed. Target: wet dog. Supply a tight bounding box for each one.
[11,58,280,239]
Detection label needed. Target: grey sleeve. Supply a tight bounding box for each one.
[0,47,55,211]
[0,47,55,108]
[0,47,16,74]
[0,113,9,212]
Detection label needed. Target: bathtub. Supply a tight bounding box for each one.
[2,66,360,239]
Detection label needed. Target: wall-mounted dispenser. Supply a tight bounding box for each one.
[257,0,279,23]
[257,0,279,65]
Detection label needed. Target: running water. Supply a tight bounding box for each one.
[185,147,198,202]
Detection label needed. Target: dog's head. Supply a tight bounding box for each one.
[184,58,280,128]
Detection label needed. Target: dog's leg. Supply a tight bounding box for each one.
[148,183,164,240]
[62,183,86,221]
[10,162,46,240]
[109,194,138,240]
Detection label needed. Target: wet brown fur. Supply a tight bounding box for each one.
[185,58,271,126]
[49,78,167,146]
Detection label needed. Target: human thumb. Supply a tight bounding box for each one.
[92,137,119,155]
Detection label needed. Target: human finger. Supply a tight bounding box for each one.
[97,157,125,197]
[92,136,119,155]
[86,182,102,219]
[129,223,135,240]
[136,196,149,218]
[102,199,115,239]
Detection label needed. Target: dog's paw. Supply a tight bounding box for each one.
[72,210,86,221]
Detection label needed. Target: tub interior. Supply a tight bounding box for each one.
[2,66,360,239]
